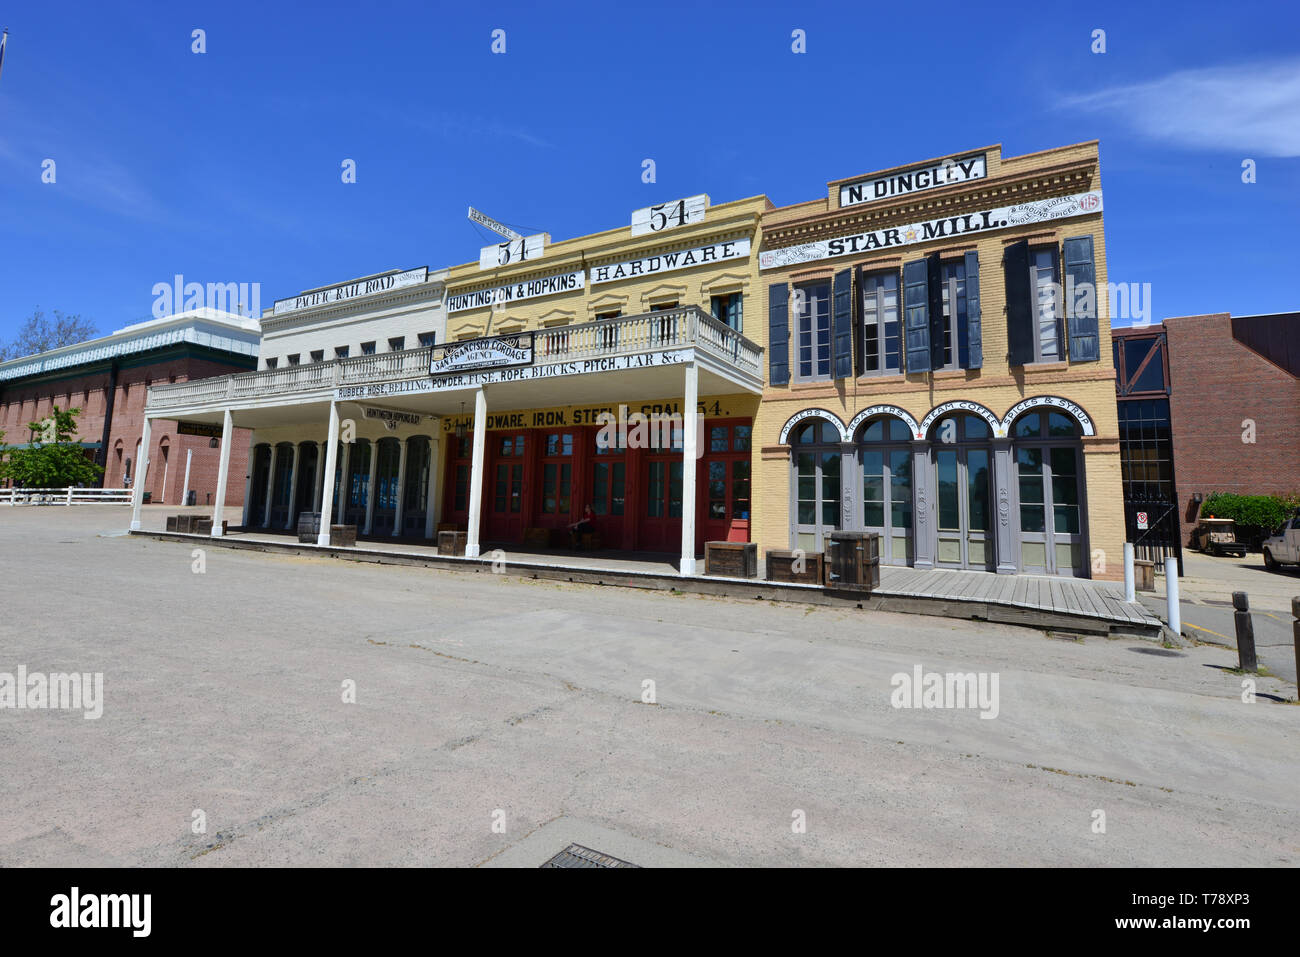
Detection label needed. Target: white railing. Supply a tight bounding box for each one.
[1,487,132,505]
[146,306,763,412]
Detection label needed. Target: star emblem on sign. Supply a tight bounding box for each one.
[904,228,918,242]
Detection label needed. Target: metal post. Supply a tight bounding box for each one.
[1163,556,1181,637]
[1233,591,1257,673]
[1123,542,1135,603]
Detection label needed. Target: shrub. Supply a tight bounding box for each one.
[1201,492,1300,548]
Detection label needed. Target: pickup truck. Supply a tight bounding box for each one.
[1262,513,1300,571]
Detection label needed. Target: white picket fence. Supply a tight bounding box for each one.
[0,487,132,505]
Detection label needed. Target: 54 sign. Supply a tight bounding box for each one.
[631,194,708,236]
[479,233,547,270]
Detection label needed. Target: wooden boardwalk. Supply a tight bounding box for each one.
[876,565,1163,633]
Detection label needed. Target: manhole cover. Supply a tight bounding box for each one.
[540,844,639,868]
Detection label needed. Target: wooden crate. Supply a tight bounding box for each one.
[1134,559,1156,592]
[705,541,757,578]
[523,527,551,548]
[192,518,227,536]
[438,530,467,555]
[166,515,178,532]
[330,524,357,547]
[765,549,824,584]
[297,511,321,543]
[826,531,881,592]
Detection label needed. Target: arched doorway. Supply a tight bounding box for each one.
[401,436,431,537]
[929,413,993,570]
[270,442,295,527]
[247,443,272,527]
[790,418,843,553]
[292,441,319,528]
[371,437,402,535]
[344,439,371,527]
[856,415,913,565]
[1011,409,1086,576]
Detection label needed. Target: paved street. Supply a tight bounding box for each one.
[1,506,1296,867]
[1145,552,1300,684]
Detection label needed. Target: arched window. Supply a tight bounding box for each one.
[858,416,913,565]
[791,419,842,552]
[1012,410,1085,576]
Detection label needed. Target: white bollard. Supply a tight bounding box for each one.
[1123,543,1135,603]
[1164,556,1181,636]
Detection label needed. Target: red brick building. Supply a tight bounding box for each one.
[1116,312,1300,549]
[0,310,260,506]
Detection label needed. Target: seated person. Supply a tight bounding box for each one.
[568,505,596,548]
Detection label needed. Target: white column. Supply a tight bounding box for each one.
[128,416,153,531]
[211,409,233,536]
[1123,542,1136,602]
[336,442,351,525]
[680,361,698,576]
[465,388,487,558]
[425,435,440,540]
[182,448,193,508]
[392,437,409,537]
[312,442,325,512]
[363,441,379,535]
[261,444,278,528]
[317,403,340,546]
[285,443,302,529]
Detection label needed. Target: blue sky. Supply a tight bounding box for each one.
[1,0,1297,342]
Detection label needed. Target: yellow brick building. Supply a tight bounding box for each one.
[753,142,1123,579]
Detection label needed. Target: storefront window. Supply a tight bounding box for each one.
[1032,248,1063,361]
[794,282,832,380]
[861,271,901,375]
[938,261,966,370]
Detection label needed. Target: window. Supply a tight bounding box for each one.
[649,301,678,311]
[711,293,742,331]
[361,341,377,355]
[937,260,966,370]
[311,350,324,363]
[287,354,300,366]
[795,282,831,380]
[265,357,278,369]
[418,332,436,348]
[861,271,900,375]
[388,337,405,352]
[335,346,349,359]
[595,310,621,320]
[1031,248,1063,362]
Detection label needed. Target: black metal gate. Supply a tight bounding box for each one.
[1124,492,1183,575]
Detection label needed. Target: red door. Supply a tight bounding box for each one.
[486,432,527,544]
[698,419,753,548]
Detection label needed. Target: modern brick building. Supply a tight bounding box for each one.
[0,309,259,506]
[1160,312,1299,546]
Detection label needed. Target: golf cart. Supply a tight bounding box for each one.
[1192,517,1247,557]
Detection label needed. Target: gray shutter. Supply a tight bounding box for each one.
[832,268,853,379]
[927,252,944,369]
[768,282,790,385]
[903,258,931,373]
[964,250,982,369]
[1064,234,1099,361]
[1003,240,1034,366]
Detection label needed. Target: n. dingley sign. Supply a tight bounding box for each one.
[590,237,750,284]
[273,267,428,315]
[839,154,986,208]
[447,270,585,313]
[760,191,1103,270]
[430,333,533,375]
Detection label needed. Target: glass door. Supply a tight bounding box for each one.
[862,447,912,565]
[641,457,683,552]
[935,446,992,570]
[1017,445,1083,575]
[488,433,526,543]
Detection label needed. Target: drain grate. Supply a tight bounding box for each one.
[540,843,640,868]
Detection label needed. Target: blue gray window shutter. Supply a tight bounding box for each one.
[926,252,945,369]
[964,250,982,369]
[768,282,790,385]
[1003,240,1034,366]
[1064,234,1099,361]
[903,258,931,373]
[832,268,853,379]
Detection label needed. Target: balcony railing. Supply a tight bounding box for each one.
[146,306,762,412]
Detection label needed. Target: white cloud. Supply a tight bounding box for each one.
[1061,59,1300,157]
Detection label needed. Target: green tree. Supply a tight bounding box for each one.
[0,406,103,488]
